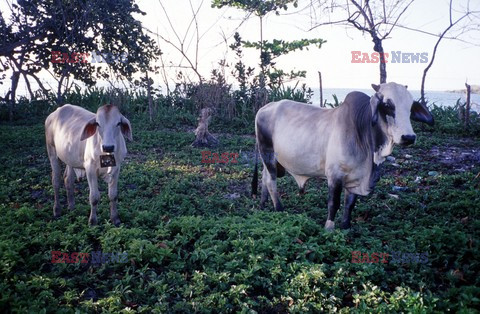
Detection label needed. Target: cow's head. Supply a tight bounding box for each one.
[80,104,132,153]
[371,82,434,146]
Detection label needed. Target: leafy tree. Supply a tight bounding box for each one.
[229,32,255,106]
[213,0,323,110]
[212,1,298,98]
[212,0,298,16]
[0,0,160,120]
[243,38,325,89]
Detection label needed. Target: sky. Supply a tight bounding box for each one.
[1,0,480,97]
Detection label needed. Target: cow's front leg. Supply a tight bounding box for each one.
[86,168,100,226]
[341,190,358,229]
[108,169,121,226]
[325,179,342,231]
[64,165,76,211]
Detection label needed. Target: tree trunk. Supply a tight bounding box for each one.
[257,15,267,112]
[146,72,154,122]
[372,36,387,84]
[57,71,66,105]
[22,72,35,100]
[9,71,20,121]
[421,25,454,105]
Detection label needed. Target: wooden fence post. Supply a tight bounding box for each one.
[465,83,471,127]
[318,71,323,107]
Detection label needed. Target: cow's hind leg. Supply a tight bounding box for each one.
[108,169,121,227]
[260,167,269,208]
[341,190,358,230]
[325,178,342,231]
[261,162,284,211]
[47,144,62,218]
[64,166,75,211]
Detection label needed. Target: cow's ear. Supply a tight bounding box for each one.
[370,93,382,126]
[411,101,434,126]
[80,118,98,141]
[120,116,133,141]
[371,84,380,92]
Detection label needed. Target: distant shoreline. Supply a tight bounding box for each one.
[446,85,480,94]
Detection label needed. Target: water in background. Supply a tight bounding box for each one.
[310,88,480,111]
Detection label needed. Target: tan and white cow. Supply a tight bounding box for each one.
[45,104,132,225]
[252,82,434,230]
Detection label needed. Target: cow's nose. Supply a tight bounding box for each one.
[102,145,115,153]
[401,134,416,146]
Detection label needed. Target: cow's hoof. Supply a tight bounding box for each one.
[53,208,61,218]
[112,218,121,227]
[88,218,98,226]
[325,220,335,232]
[340,222,351,230]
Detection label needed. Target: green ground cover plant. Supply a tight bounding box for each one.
[0,100,479,313]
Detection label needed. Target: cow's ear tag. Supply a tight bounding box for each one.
[100,154,116,168]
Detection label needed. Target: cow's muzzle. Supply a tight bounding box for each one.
[400,134,416,146]
[102,145,115,153]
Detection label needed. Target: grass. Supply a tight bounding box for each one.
[0,108,479,313]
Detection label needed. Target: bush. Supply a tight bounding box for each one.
[427,100,480,137]
[1,86,479,140]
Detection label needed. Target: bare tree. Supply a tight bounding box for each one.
[419,0,480,104]
[151,0,206,83]
[309,0,415,84]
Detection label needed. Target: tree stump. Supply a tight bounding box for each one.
[191,108,218,147]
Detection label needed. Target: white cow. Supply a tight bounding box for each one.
[45,104,132,225]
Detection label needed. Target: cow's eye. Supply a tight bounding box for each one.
[117,121,122,126]
[383,100,395,117]
[386,99,395,109]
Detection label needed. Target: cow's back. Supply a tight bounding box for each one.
[45,105,94,167]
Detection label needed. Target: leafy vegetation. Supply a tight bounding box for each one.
[0,97,478,312]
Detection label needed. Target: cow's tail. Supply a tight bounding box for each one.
[251,143,259,198]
